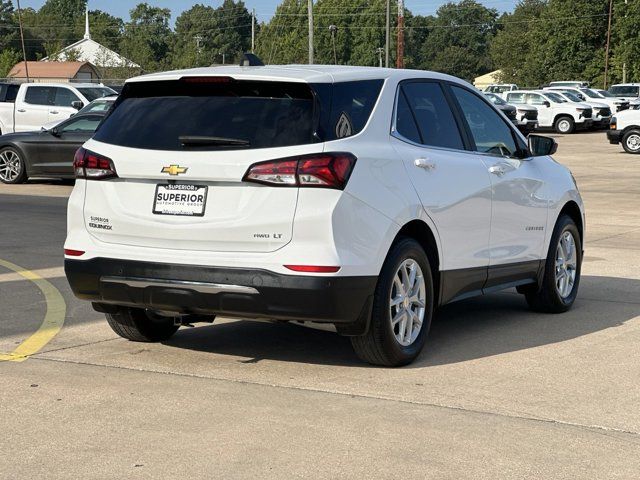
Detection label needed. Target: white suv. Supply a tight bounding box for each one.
[505,90,592,133]
[64,66,585,366]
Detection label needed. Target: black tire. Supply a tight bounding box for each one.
[106,308,179,342]
[0,146,28,184]
[351,238,434,367]
[554,116,575,134]
[621,129,640,154]
[524,215,582,313]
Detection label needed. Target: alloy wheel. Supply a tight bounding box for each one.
[0,150,22,183]
[389,259,426,347]
[555,231,578,299]
[558,119,571,133]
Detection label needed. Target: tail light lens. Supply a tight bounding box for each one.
[243,153,356,190]
[73,147,118,180]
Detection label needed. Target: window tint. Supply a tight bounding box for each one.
[506,92,526,103]
[314,80,383,141]
[24,86,55,106]
[59,115,102,133]
[451,86,518,157]
[394,90,421,143]
[400,82,464,150]
[525,93,546,105]
[95,80,317,151]
[54,88,80,107]
[609,85,640,97]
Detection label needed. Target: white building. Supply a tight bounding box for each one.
[42,8,139,69]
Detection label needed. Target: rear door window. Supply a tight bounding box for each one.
[398,81,465,150]
[24,86,55,106]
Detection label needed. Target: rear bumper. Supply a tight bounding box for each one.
[607,129,623,144]
[65,258,377,331]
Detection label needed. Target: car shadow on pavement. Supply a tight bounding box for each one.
[164,275,639,368]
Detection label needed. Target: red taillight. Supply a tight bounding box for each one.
[73,147,117,180]
[284,265,341,273]
[243,153,356,189]
[64,249,85,257]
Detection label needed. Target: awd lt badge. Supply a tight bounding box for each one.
[162,165,188,176]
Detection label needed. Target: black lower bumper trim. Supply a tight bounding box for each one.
[607,129,623,144]
[65,258,377,326]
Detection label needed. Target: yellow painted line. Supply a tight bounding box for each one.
[0,266,66,284]
[0,258,66,362]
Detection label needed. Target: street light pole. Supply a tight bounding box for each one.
[604,0,613,89]
[385,0,390,68]
[308,0,314,64]
[16,0,30,83]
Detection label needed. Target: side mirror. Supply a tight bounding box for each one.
[528,134,557,157]
[71,100,83,110]
[543,101,551,108]
[50,127,61,137]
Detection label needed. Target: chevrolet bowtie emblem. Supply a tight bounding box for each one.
[161,165,188,176]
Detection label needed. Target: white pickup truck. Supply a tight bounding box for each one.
[607,109,640,153]
[504,90,593,133]
[0,82,115,134]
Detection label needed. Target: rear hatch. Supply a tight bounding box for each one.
[81,75,382,253]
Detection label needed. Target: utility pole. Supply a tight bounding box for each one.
[376,47,384,68]
[329,25,338,65]
[16,0,29,83]
[604,0,613,89]
[385,0,390,68]
[251,9,256,53]
[396,0,404,69]
[308,0,314,64]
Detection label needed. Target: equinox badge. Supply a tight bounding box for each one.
[162,165,188,176]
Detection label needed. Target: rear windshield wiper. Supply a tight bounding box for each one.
[178,136,250,147]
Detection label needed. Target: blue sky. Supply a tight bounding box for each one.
[19,0,519,23]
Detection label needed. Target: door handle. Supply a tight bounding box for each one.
[488,165,505,176]
[50,110,59,114]
[414,158,436,170]
[17,109,26,113]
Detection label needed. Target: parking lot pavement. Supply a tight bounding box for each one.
[1,131,639,478]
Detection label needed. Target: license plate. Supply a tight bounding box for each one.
[153,184,208,217]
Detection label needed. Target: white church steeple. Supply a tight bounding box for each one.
[84,6,90,40]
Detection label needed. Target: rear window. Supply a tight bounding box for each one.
[610,85,640,97]
[93,78,383,151]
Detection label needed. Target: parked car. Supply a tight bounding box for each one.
[0,112,105,184]
[543,89,611,128]
[484,84,519,94]
[548,81,590,88]
[505,90,592,133]
[42,95,117,130]
[0,83,115,135]
[484,92,538,131]
[546,86,628,113]
[607,109,640,153]
[64,66,585,367]
[609,83,640,100]
[594,88,639,110]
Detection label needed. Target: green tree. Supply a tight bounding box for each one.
[172,4,218,68]
[88,10,124,52]
[611,0,640,84]
[37,0,86,54]
[255,0,308,64]
[490,0,547,86]
[211,0,252,64]
[120,3,173,72]
[418,0,498,81]
[0,49,21,77]
[532,0,609,87]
